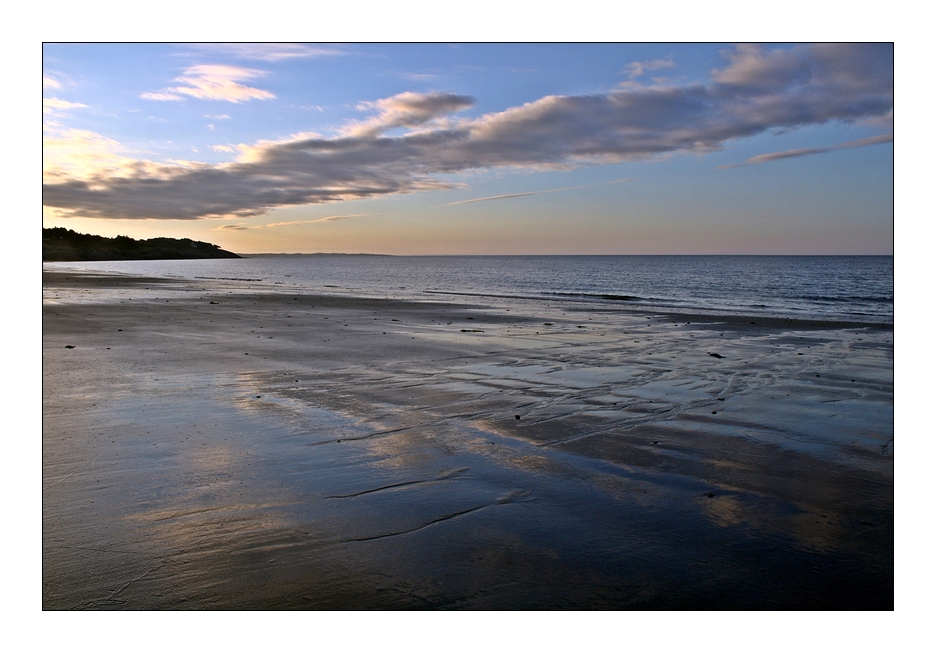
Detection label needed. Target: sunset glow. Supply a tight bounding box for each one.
[42,43,893,254]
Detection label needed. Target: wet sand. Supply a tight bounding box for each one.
[42,269,893,609]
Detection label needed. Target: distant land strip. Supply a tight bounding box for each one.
[43,228,240,261]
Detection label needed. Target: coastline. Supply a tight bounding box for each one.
[43,269,894,609]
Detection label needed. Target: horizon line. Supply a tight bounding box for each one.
[237,252,894,257]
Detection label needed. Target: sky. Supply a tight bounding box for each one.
[42,43,894,255]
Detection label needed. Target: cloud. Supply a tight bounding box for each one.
[305,213,368,223]
[206,114,230,119]
[400,73,442,82]
[211,214,370,230]
[260,214,370,227]
[444,178,635,206]
[44,44,893,221]
[861,108,893,130]
[717,134,893,169]
[345,91,475,137]
[140,91,185,101]
[43,124,135,181]
[43,74,62,89]
[445,191,542,206]
[184,43,346,62]
[42,123,162,219]
[43,98,87,114]
[622,57,675,80]
[142,65,275,103]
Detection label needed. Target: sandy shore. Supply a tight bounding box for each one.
[43,269,893,609]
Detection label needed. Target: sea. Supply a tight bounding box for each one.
[44,255,894,324]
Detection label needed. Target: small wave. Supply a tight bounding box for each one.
[795,294,893,303]
[553,292,642,302]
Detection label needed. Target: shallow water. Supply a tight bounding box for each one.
[43,273,893,609]
[45,255,894,323]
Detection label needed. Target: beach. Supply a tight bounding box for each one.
[42,269,893,609]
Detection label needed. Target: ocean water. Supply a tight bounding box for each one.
[45,255,894,323]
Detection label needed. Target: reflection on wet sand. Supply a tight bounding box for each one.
[43,271,892,609]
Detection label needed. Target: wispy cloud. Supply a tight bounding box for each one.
[717,134,893,169]
[445,191,542,206]
[141,65,275,103]
[44,44,893,221]
[260,214,370,227]
[443,179,635,206]
[400,72,442,82]
[212,214,370,230]
[622,57,675,80]
[43,98,87,115]
[345,91,474,137]
[183,43,347,62]
[43,74,62,89]
[139,92,185,102]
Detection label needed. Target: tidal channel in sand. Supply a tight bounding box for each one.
[43,270,893,609]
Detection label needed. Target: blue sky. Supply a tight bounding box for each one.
[42,43,893,254]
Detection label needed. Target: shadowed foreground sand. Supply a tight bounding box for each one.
[42,270,893,609]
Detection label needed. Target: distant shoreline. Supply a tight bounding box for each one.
[241,252,893,257]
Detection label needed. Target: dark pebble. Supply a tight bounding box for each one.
[706,493,715,498]
[64,345,75,349]
[515,415,520,420]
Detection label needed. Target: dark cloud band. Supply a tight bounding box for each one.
[43,44,893,221]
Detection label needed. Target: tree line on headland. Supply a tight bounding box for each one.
[43,228,241,261]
